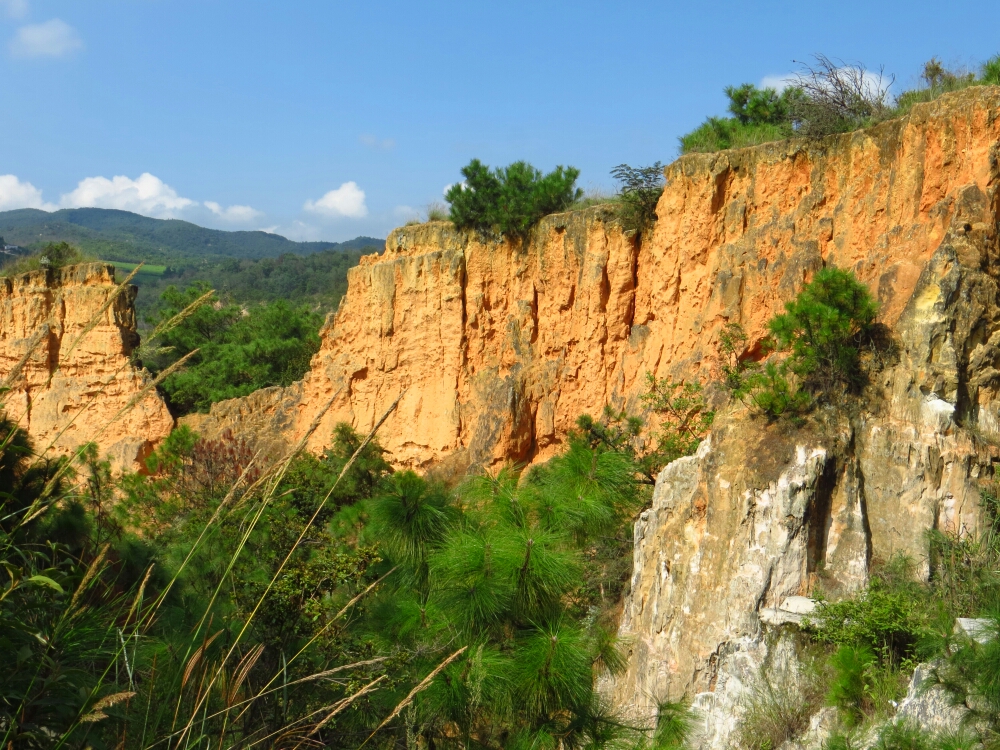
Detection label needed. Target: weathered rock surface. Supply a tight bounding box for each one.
[185,87,1000,476]
[0,263,173,468]
[601,179,1000,745]
[179,88,1000,744]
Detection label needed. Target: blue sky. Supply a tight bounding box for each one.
[2,0,998,242]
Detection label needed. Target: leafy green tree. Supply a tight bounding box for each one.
[445,159,582,240]
[355,433,647,748]
[132,246,371,324]
[144,282,323,414]
[768,266,877,390]
[610,163,665,237]
[725,83,801,125]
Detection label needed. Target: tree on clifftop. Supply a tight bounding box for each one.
[445,159,582,241]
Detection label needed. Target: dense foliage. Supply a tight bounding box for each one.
[131,246,372,323]
[680,84,801,153]
[722,267,878,419]
[142,283,324,415]
[1,331,715,749]
[445,159,582,240]
[768,267,878,389]
[680,53,1000,154]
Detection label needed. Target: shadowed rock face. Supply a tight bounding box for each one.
[0,263,173,468]
[186,87,1000,476]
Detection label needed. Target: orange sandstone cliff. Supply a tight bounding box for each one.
[0,263,174,468]
[184,86,1000,473]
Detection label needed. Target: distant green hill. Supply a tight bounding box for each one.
[131,248,372,323]
[0,207,385,325]
[0,208,382,264]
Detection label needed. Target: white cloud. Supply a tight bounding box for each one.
[359,134,395,150]
[1,0,28,19]
[280,221,323,241]
[10,19,83,58]
[303,181,368,218]
[0,174,56,211]
[256,225,279,235]
[59,173,195,218]
[761,68,893,97]
[760,74,797,92]
[204,200,262,223]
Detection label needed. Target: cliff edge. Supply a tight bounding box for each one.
[185,87,1000,475]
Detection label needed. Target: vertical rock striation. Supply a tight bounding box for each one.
[602,190,1000,746]
[0,263,173,468]
[180,86,1000,746]
[186,87,1000,478]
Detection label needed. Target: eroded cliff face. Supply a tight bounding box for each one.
[602,194,1000,746]
[0,263,173,468]
[185,87,1000,477]
[171,88,1000,745]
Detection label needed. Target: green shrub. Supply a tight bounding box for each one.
[893,58,979,116]
[726,83,801,126]
[0,241,92,276]
[640,374,714,471]
[982,54,1000,85]
[768,267,877,391]
[826,645,874,723]
[610,162,664,237]
[575,373,713,483]
[936,610,1000,739]
[718,322,755,392]
[680,83,800,154]
[872,721,934,750]
[824,644,903,725]
[808,557,923,664]
[445,159,582,240]
[824,732,858,750]
[738,361,811,420]
[718,269,876,418]
[680,117,790,154]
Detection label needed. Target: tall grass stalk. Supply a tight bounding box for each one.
[171,390,405,748]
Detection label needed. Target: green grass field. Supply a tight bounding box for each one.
[104,260,168,276]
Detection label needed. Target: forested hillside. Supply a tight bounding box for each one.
[129,245,377,321]
[0,207,380,264]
